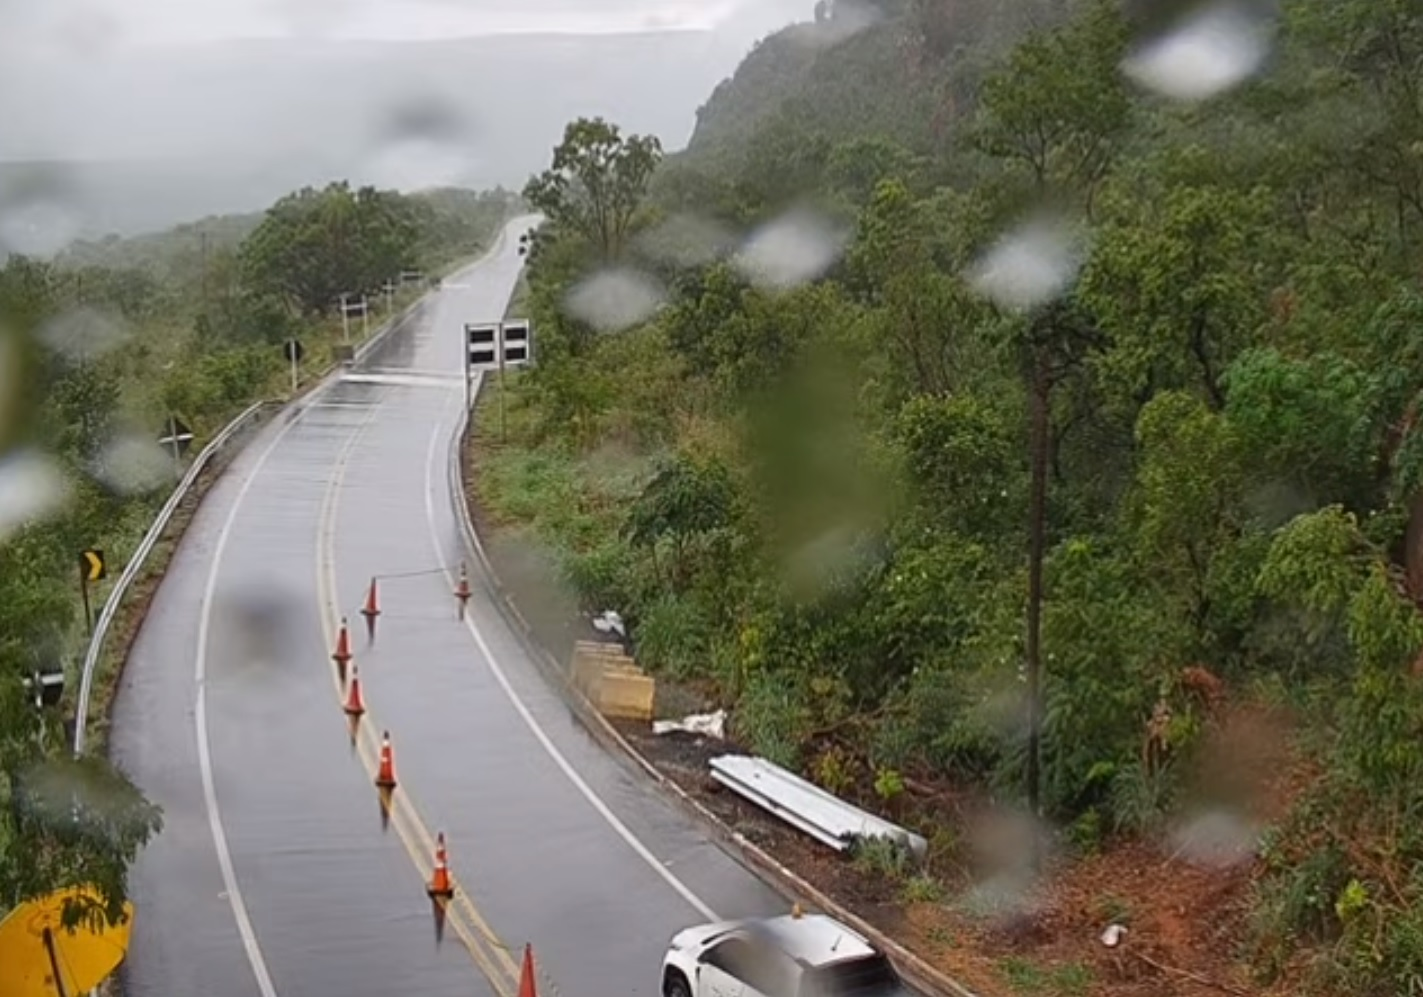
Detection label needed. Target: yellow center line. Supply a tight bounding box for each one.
[312,397,521,997]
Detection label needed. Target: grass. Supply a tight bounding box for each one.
[997,957,1095,996]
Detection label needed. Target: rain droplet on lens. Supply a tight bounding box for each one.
[92,435,175,496]
[636,213,739,269]
[361,94,479,191]
[0,166,84,258]
[1121,1,1272,102]
[734,210,847,291]
[564,269,666,333]
[966,215,1087,311]
[0,450,69,542]
[1169,809,1259,870]
[38,307,128,361]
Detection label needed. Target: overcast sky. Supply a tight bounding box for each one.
[3,0,803,51]
[0,0,810,234]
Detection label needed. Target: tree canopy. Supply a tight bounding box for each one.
[484,0,1423,991]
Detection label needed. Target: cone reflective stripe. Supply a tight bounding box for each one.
[332,618,352,665]
[344,666,366,717]
[375,730,397,789]
[427,832,454,899]
[518,943,538,997]
[361,577,381,619]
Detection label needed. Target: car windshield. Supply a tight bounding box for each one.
[799,955,903,997]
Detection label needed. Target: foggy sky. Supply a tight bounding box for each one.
[0,0,811,236]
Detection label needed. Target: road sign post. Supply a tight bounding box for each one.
[464,323,499,414]
[283,339,304,394]
[499,320,533,443]
[157,415,194,479]
[78,549,106,635]
[463,320,534,436]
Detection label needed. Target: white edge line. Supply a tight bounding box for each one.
[193,411,313,997]
[422,384,721,923]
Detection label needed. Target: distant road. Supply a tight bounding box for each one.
[111,217,783,997]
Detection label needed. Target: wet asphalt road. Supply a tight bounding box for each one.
[110,218,785,997]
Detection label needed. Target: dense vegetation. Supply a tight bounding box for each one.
[492,1,1423,992]
[0,181,517,925]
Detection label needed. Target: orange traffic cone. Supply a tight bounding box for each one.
[518,943,538,997]
[332,618,352,674]
[344,665,366,717]
[375,730,397,790]
[454,563,471,618]
[427,832,455,900]
[361,577,381,620]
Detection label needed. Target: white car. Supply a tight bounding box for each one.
[661,909,913,997]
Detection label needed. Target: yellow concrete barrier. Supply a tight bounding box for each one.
[570,640,656,721]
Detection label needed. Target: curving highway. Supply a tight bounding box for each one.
[110,217,784,997]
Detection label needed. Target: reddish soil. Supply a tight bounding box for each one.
[614,709,1308,997]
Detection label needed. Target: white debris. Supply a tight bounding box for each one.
[653,709,727,739]
[1100,923,1128,948]
[593,609,626,638]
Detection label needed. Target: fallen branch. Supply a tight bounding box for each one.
[1131,950,1249,996]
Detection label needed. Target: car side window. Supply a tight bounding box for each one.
[703,936,797,997]
[704,938,754,978]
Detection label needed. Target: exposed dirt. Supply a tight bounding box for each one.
[461,396,1315,997]
[610,706,1307,997]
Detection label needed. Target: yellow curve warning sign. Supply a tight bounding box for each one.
[0,887,134,997]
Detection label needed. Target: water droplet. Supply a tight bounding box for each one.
[222,576,302,670]
[0,450,69,542]
[564,269,666,333]
[967,215,1087,311]
[1169,809,1259,869]
[92,435,174,496]
[37,307,128,361]
[636,214,739,269]
[1122,1,1272,102]
[734,211,847,291]
[361,95,480,190]
[0,165,83,258]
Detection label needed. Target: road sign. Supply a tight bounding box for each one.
[79,549,106,582]
[23,671,64,708]
[158,416,194,457]
[465,324,498,369]
[283,339,304,363]
[502,320,532,367]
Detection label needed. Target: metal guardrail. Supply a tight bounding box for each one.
[71,399,274,755]
[710,755,929,862]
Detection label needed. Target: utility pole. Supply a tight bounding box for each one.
[339,294,351,344]
[1025,347,1049,870]
[200,229,210,314]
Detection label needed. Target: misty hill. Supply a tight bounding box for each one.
[0,23,809,241]
[675,0,1078,175]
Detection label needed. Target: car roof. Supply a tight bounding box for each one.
[747,914,879,969]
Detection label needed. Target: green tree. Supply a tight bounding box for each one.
[241,182,420,316]
[523,118,663,263]
[972,0,1130,207]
